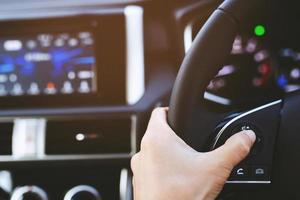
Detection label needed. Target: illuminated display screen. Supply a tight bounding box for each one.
[0,31,96,96]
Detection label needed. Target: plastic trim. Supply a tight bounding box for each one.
[64,185,101,200]
[124,6,145,105]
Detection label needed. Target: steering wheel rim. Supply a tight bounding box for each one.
[168,0,262,150]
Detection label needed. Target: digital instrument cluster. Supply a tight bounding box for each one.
[207,34,275,93]
[0,31,96,97]
[184,1,300,110]
[205,0,300,110]
[206,30,282,109]
[204,21,300,109]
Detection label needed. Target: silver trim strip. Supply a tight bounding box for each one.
[204,92,232,106]
[11,186,48,200]
[64,185,101,200]
[183,23,193,53]
[0,0,148,12]
[226,181,271,184]
[131,115,137,154]
[125,6,145,105]
[0,154,132,162]
[212,100,282,149]
[120,169,128,200]
[12,118,46,159]
[37,119,46,158]
[0,171,12,193]
[120,168,133,200]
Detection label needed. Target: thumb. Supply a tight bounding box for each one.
[211,130,256,169]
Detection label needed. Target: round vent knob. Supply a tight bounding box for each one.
[64,185,101,200]
[11,186,48,200]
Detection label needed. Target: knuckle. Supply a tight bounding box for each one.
[147,109,164,132]
[140,134,156,150]
[130,153,140,173]
[151,107,162,117]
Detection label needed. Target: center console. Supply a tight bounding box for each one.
[0,4,152,200]
[0,4,146,158]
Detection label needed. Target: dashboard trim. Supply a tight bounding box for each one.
[0,115,137,162]
[120,168,132,200]
[226,180,271,184]
[124,6,145,105]
[183,22,193,53]
[11,186,48,200]
[0,154,132,162]
[64,185,101,200]
[204,92,232,105]
[12,118,46,159]
[0,0,147,12]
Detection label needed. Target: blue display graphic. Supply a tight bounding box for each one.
[0,31,96,96]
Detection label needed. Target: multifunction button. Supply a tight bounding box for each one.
[252,166,268,179]
[230,166,249,180]
[227,165,270,183]
[231,123,264,156]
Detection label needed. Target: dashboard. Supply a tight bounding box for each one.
[0,0,297,200]
[0,1,178,199]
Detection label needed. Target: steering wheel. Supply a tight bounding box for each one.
[168,0,300,198]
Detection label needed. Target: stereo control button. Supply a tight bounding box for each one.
[232,123,264,156]
[229,166,249,180]
[252,166,269,179]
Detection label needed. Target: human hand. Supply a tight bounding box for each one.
[131,107,256,200]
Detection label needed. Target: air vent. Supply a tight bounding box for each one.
[0,123,13,155]
[45,118,133,155]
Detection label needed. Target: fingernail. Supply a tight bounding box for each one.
[244,130,256,143]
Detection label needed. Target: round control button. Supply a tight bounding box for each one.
[231,123,264,155]
[213,122,264,156]
[11,186,48,200]
[64,185,101,200]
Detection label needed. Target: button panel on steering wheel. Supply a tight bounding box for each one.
[211,100,282,184]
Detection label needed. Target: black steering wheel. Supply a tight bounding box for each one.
[168,0,300,198]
